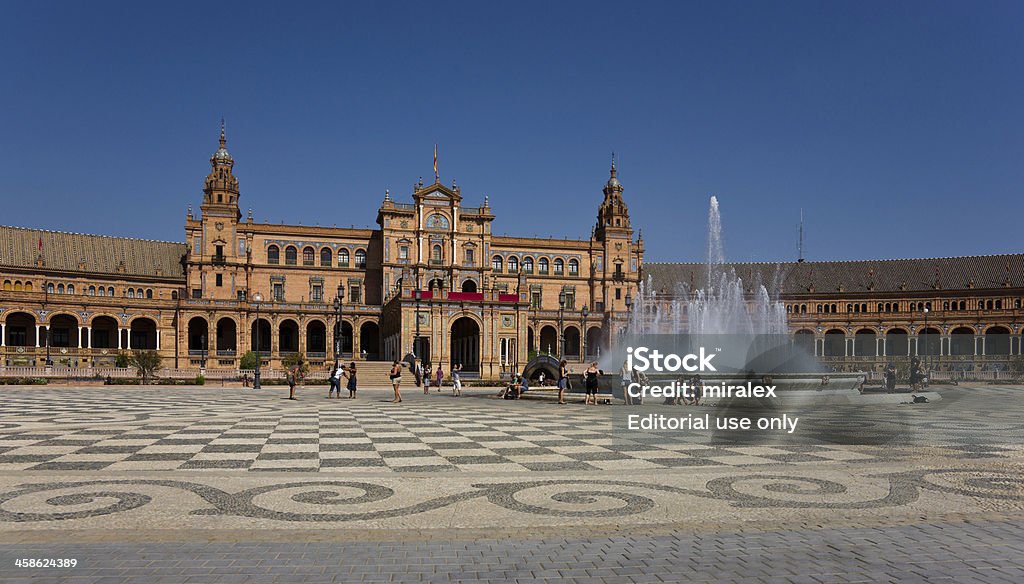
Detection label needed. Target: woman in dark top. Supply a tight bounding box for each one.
[345,362,357,399]
[389,361,403,403]
[557,360,569,405]
[909,356,922,392]
[584,362,600,405]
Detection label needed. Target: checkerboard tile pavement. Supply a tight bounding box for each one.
[0,396,901,474]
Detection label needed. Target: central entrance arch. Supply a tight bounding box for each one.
[450,317,480,373]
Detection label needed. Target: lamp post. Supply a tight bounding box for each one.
[333,283,345,366]
[413,289,423,359]
[580,305,589,362]
[253,292,263,389]
[558,291,566,359]
[923,306,929,370]
[43,286,52,366]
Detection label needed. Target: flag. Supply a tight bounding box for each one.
[433,144,438,180]
[38,237,42,252]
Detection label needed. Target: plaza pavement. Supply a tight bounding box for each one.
[1,383,1023,582]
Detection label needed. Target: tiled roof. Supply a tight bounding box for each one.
[644,254,1024,296]
[0,225,187,279]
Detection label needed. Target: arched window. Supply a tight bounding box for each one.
[88,286,96,296]
[492,256,503,272]
[1,280,9,291]
[57,284,65,294]
[67,284,74,295]
[568,259,579,276]
[128,289,135,298]
[320,248,332,267]
[431,244,442,263]
[137,288,144,298]
[46,283,55,293]
[267,245,280,265]
[285,246,298,265]
[146,289,152,299]
[508,256,519,273]
[354,250,366,268]
[800,304,807,314]
[107,287,114,296]
[522,257,534,274]
[338,249,350,267]
[553,259,564,275]
[302,246,315,266]
[539,257,550,274]
[171,290,178,300]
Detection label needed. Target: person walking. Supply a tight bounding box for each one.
[422,362,431,395]
[884,362,897,393]
[435,364,444,393]
[910,356,923,392]
[389,361,403,403]
[328,364,342,398]
[557,360,569,405]
[584,362,600,405]
[344,362,358,399]
[414,361,423,388]
[451,364,462,397]
[287,365,301,400]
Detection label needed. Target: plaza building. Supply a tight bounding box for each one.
[0,127,1021,379]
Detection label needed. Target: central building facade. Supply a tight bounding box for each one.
[179,127,643,377]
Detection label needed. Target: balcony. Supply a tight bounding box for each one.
[212,255,227,265]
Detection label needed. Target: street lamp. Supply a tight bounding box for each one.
[253,292,263,389]
[413,289,423,358]
[580,305,589,361]
[333,283,345,365]
[923,306,929,370]
[558,291,566,359]
[43,286,52,366]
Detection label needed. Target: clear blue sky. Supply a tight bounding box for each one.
[2,1,1022,263]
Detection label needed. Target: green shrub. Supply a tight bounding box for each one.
[239,350,259,371]
[194,374,206,386]
[115,351,130,368]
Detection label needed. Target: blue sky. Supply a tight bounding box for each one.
[1,1,1022,262]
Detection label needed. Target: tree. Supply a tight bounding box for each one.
[129,350,162,384]
[115,351,130,368]
[239,350,259,371]
[281,352,310,378]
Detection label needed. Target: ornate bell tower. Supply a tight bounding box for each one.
[186,121,246,302]
[592,155,640,314]
[200,120,241,221]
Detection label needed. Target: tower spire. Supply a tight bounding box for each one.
[219,118,226,149]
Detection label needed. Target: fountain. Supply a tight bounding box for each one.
[606,196,864,392]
